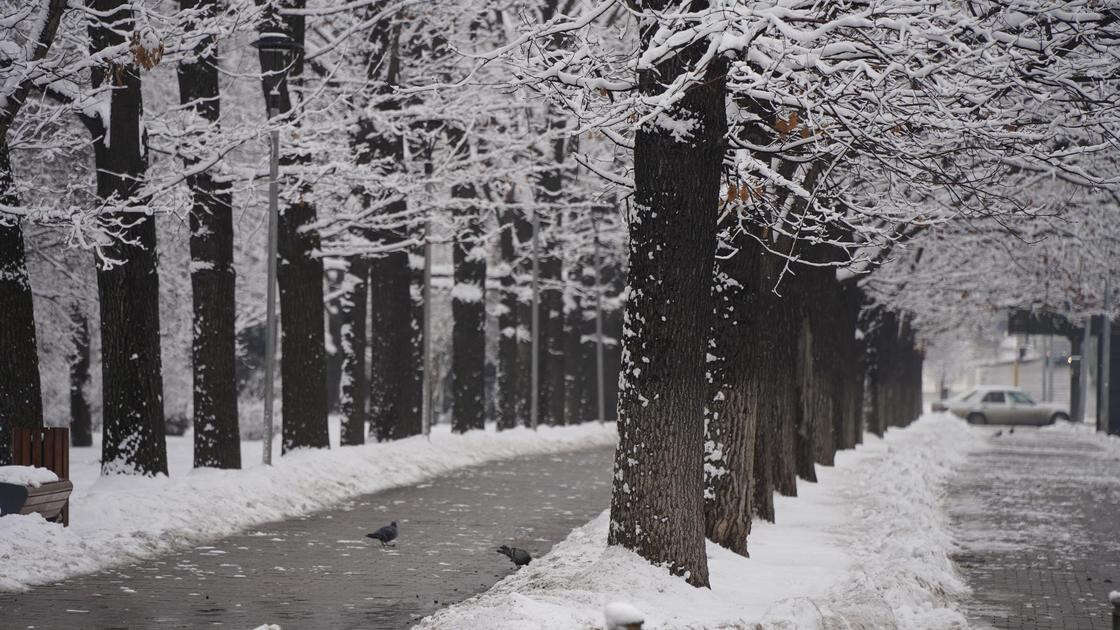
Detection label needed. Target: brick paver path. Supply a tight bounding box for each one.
[947,425,1120,629]
[0,446,613,630]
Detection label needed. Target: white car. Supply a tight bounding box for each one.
[934,386,1070,426]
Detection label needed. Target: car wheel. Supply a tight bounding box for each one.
[967,413,987,425]
[1049,413,1069,425]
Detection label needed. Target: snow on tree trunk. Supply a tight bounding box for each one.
[256,1,329,454]
[703,231,758,556]
[179,0,239,469]
[404,249,425,435]
[367,243,416,441]
[68,305,93,448]
[606,12,727,586]
[339,258,369,446]
[451,170,486,433]
[498,206,534,429]
[496,208,526,430]
[90,1,167,475]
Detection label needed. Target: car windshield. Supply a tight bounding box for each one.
[959,390,978,402]
[1008,391,1034,405]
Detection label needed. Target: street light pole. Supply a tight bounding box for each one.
[593,210,605,425]
[530,207,540,431]
[252,32,300,465]
[422,220,433,438]
[263,108,280,465]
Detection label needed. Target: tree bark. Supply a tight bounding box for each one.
[89,0,167,476]
[0,140,43,465]
[256,0,329,453]
[368,244,417,440]
[450,137,486,433]
[404,250,425,434]
[703,232,758,556]
[607,9,726,586]
[538,228,566,426]
[496,208,528,430]
[339,258,369,445]
[563,266,597,424]
[179,0,239,469]
[0,0,67,461]
[69,305,94,448]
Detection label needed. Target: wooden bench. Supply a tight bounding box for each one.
[1,427,72,526]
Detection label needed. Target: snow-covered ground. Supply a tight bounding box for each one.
[0,420,616,592]
[417,413,978,630]
[1042,417,1120,449]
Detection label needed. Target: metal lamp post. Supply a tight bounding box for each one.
[252,32,301,465]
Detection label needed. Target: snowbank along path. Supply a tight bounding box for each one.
[0,422,616,592]
[0,445,615,628]
[418,413,979,630]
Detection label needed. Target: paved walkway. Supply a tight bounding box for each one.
[947,425,1120,629]
[0,446,614,630]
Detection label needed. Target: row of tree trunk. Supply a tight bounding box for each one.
[609,16,927,585]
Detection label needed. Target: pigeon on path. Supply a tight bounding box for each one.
[366,521,398,547]
[497,545,532,567]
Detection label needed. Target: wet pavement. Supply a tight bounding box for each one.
[947,426,1120,629]
[0,446,614,630]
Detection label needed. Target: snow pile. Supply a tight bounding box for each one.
[1043,420,1120,448]
[0,466,59,487]
[0,422,615,592]
[604,601,645,629]
[417,413,976,629]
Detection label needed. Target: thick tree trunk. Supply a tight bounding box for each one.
[179,0,239,469]
[0,142,43,465]
[563,268,597,424]
[607,14,726,586]
[450,172,486,433]
[496,209,526,430]
[339,258,369,445]
[256,1,329,453]
[401,251,424,434]
[368,245,416,440]
[0,0,66,466]
[703,233,758,556]
[69,306,93,448]
[90,0,167,476]
[806,269,837,467]
[538,242,566,426]
[602,264,624,424]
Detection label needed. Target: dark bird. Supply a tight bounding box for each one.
[366,521,398,547]
[993,430,1003,437]
[497,545,532,567]
[1009,426,1015,434]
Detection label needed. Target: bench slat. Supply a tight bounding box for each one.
[9,428,72,526]
[20,500,67,519]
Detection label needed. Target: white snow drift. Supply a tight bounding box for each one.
[416,413,978,630]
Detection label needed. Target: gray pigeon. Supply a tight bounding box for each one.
[497,545,531,567]
[366,521,398,547]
